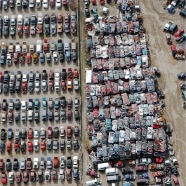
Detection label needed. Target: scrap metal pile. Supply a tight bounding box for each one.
[85,0,179,185]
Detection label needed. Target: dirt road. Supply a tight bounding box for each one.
[139,0,186,185]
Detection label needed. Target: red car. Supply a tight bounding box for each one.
[15,172,22,183]
[26,158,32,170]
[6,142,12,152]
[0,159,4,171]
[24,25,30,36]
[22,81,27,94]
[52,170,57,181]
[61,80,66,91]
[48,127,53,139]
[49,80,54,92]
[23,171,29,183]
[67,126,72,138]
[91,0,96,4]
[14,141,20,152]
[1,171,7,184]
[50,0,55,7]
[26,53,32,64]
[14,53,19,63]
[174,29,184,37]
[27,141,33,152]
[18,25,23,36]
[71,22,77,35]
[37,24,43,34]
[100,0,105,5]
[73,69,79,78]
[53,157,59,168]
[62,0,68,5]
[40,141,46,150]
[0,72,3,82]
[30,170,36,182]
[28,128,33,139]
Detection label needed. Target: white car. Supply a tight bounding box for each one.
[21,101,27,111]
[22,72,28,82]
[55,70,60,81]
[15,43,21,53]
[34,140,39,151]
[6,54,12,66]
[42,80,47,92]
[60,126,65,137]
[59,169,64,180]
[35,81,40,93]
[73,78,79,90]
[56,0,61,7]
[29,0,35,7]
[17,15,23,25]
[33,157,39,168]
[119,130,125,143]
[38,13,43,24]
[8,172,14,184]
[43,0,48,8]
[34,129,39,139]
[73,156,78,168]
[60,156,65,169]
[53,51,58,63]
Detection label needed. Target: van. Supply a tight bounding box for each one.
[86,179,101,186]
[107,175,120,182]
[98,162,110,171]
[105,168,119,176]
[16,0,22,8]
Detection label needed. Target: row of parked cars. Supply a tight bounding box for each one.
[0,11,77,37]
[0,155,79,184]
[0,126,79,152]
[0,40,77,65]
[1,96,80,123]
[0,0,69,10]
[0,69,79,95]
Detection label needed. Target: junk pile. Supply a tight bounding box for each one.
[85,0,180,185]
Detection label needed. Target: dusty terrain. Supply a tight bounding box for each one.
[139,0,186,185]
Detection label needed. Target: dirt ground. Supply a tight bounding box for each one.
[139,0,186,185]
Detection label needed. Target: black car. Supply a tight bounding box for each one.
[67,157,72,169]
[85,8,90,17]
[53,127,59,138]
[60,97,66,108]
[72,139,79,150]
[22,0,28,8]
[20,141,26,152]
[15,112,20,122]
[60,139,65,150]
[177,72,186,80]
[73,169,79,180]
[0,141,5,152]
[61,69,67,80]
[15,81,21,93]
[42,70,47,80]
[6,159,12,171]
[59,52,64,62]
[181,83,186,90]
[13,158,19,171]
[1,129,6,140]
[38,170,44,182]
[21,128,27,139]
[15,99,20,110]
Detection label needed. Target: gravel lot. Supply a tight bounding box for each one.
[0,3,81,186]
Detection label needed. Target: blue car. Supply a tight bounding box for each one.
[42,97,47,108]
[8,128,13,139]
[35,98,40,110]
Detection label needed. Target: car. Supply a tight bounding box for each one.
[6,159,12,171]
[15,171,21,183]
[40,141,46,150]
[66,139,72,150]
[30,170,36,182]
[46,157,52,169]
[42,70,47,80]
[20,158,25,170]
[53,140,59,150]
[34,129,39,139]
[74,98,79,110]
[54,99,60,109]
[0,142,5,152]
[6,142,12,152]
[1,171,7,184]
[26,158,32,170]
[74,126,79,136]
[40,157,45,170]
[60,96,66,108]
[0,159,4,171]
[53,51,58,62]
[64,14,70,33]
[72,139,79,150]
[43,0,48,8]
[38,170,44,182]
[28,128,33,139]
[21,100,27,111]
[49,98,53,109]
[67,126,72,138]
[74,110,79,120]
[48,127,53,139]
[56,0,61,7]
[15,99,20,110]
[34,140,39,151]
[60,156,66,169]
[27,141,33,152]
[14,141,20,152]
[35,80,40,93]
[40,128,46,139]
[13,158,19,171]
[73,168,79,180]
[60,139,65,150]
[59,169,65,180]
[174,29,184,38]
[177,72,186,79]
[39,52,45,63]
[47,139,53,150]
[29,0,35,7]
[53,157,59,168]
[45,170,51,181]
[34,98,40,109]
[66,168,71,181]
[8,172,14,184]
[20,141,26,152]
[2,99,7,111]
[60,126,65,137]
[1,129,6,140]
[85,7,90,17]
[23,171,29,183]
[61,109,66,121]
[53,127,59,138]
[14,129,20,141]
